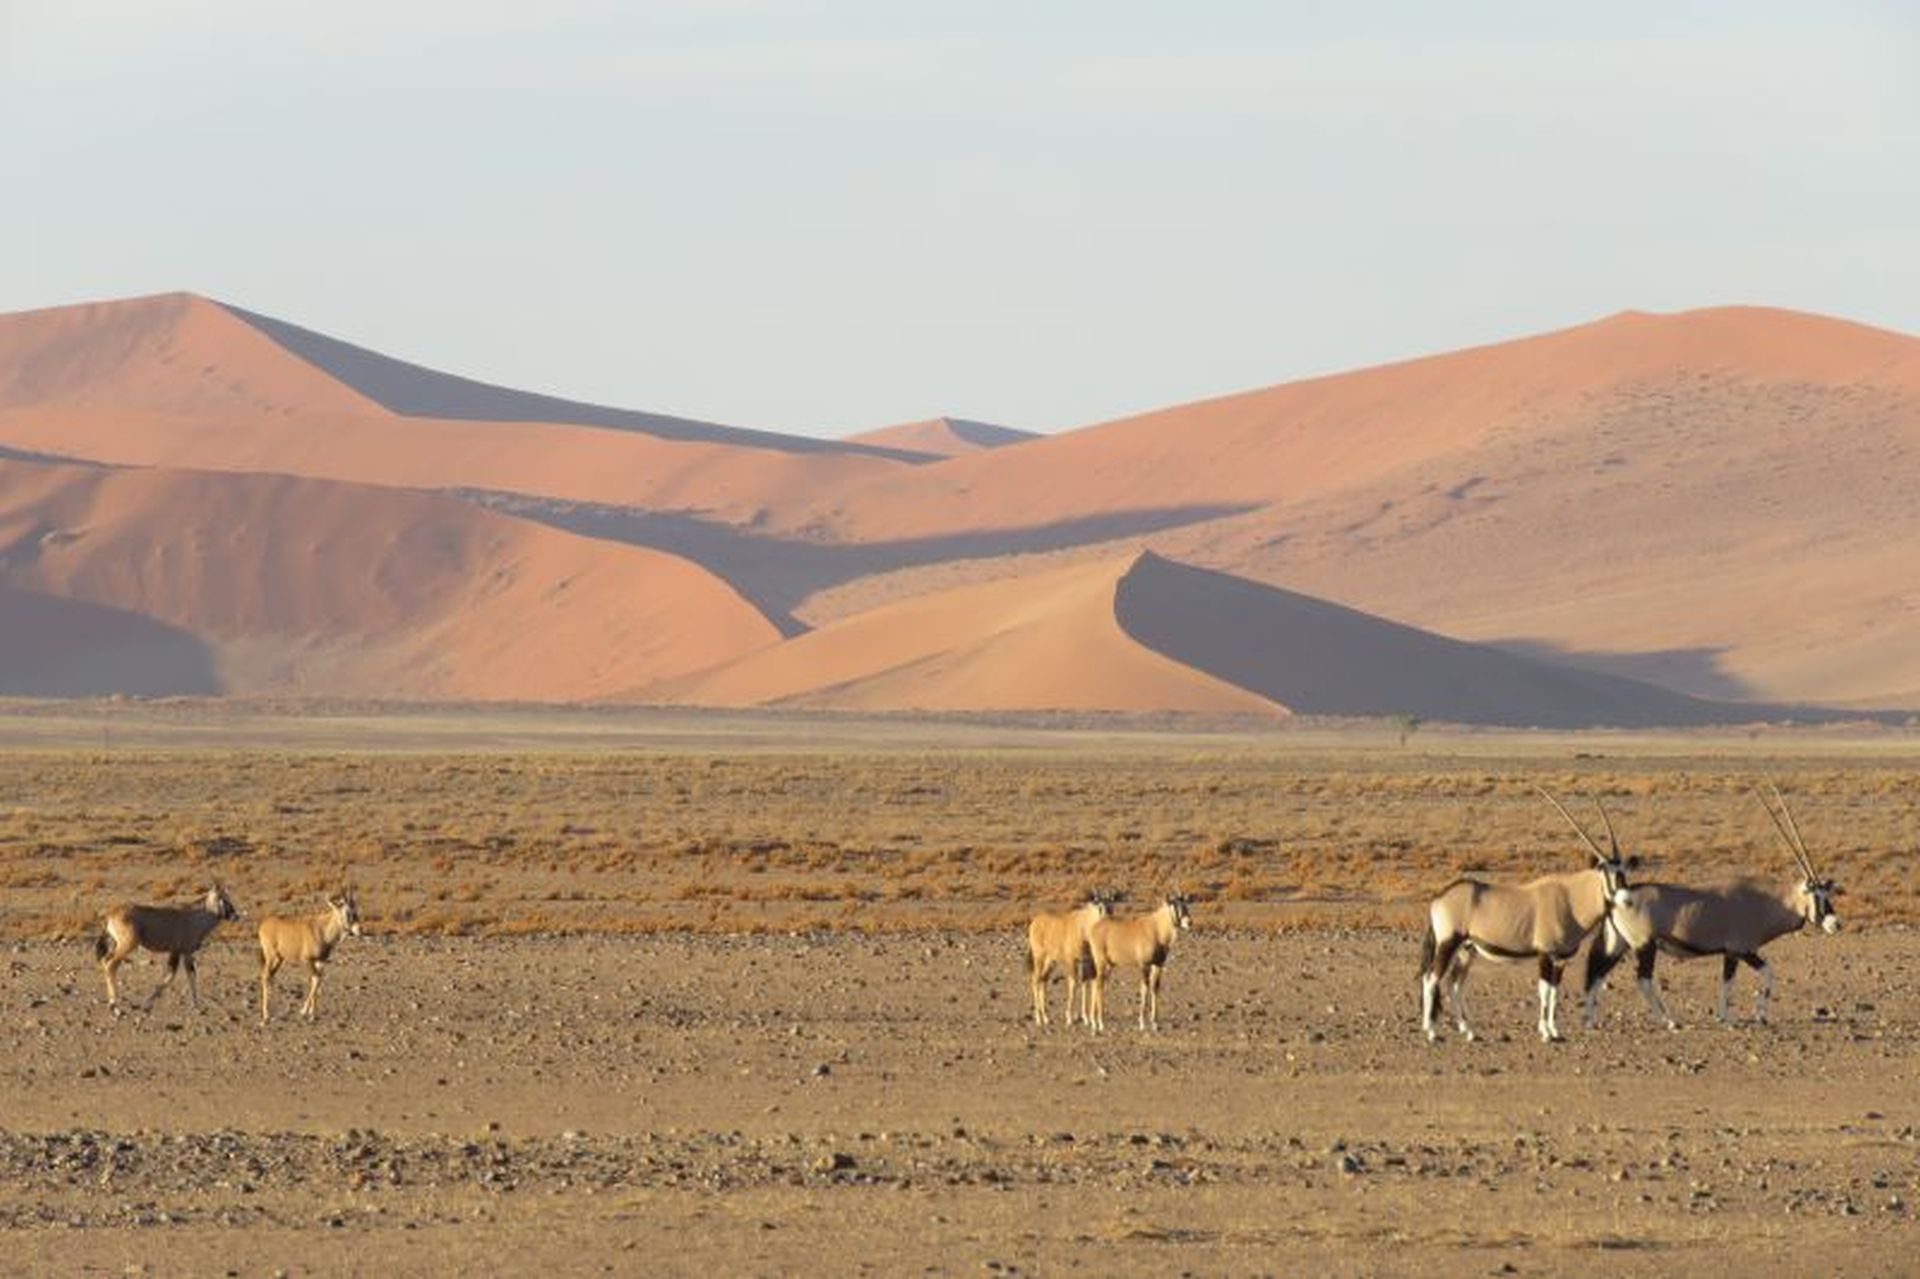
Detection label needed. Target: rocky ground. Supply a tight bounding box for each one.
[1,929,1914,1276]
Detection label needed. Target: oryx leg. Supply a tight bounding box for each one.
[147,953,183,1010]
[1146,964,1164,1032]
[1087,966,1107,1034]
[1135,969,1150,1031]
[1716,953,1739,1024]
[260,954,283,1025]
[301,960,325,1019]
[1537,956,1566,1043]
[1448,945,1479,1041]
[102,942,132,1012]
[1633,946,1677,1030]
[1745,954,1772,1023]
[1423,933,1466,1042]
[185,954,201,1010]
[1029,956,1051,1027]
[1582,927,1628,1029]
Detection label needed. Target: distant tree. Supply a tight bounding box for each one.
[1392,713,1422,747]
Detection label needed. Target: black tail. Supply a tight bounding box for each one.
[92,929,110,963]
[1418,917,1436,978]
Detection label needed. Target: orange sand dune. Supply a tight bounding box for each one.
[0,294,921,521]
[844,417,1038,458]
[653,551,1733,725]
[649,553,1277,715]
[785,307,1920,709]
[0,456,780,700]
[800,307,1920,541]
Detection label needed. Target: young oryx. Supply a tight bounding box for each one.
[1419,789,1634,1044]
[1582,785,1843,1029]
[1086,893,1193,1033]
[258,892,363,1025]
[94,883,241,1013]
[1026,889,1115,1028]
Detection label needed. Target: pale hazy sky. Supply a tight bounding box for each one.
[5,2,1917,436]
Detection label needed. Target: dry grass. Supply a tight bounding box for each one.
[2,711,1915,940]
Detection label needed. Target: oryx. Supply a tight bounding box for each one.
[1026,889,1116,1028]
[1582,785,1843,1029]
[1419,789,1635,1043]
[94,883,241,1013]
[1085,893,1193,1033]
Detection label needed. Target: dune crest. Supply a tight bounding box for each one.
[0,456,780,700]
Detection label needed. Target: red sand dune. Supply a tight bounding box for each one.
[789,307,1920,709]
[0,294,919,521]
[0,456,780,700]
[799,307,1920,542]
[4,293,1919,716]
[844,417,1038,458]
[650,551,1729,726]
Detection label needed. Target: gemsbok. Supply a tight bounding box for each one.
[1085,893,1193,1033]
[1419,789,1634,1043]
[1582,785,1843,1029]
[94,883,241,1013]
[258,892,363,1025]
[1027,889,1116,1028]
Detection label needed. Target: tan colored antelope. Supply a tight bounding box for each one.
[1583,786,1843,1029]
[258,892,363,1025]
[1086,893,1193,1033]
[1027,889,1115,1028]
[1419,790,1635,1043]
[94,883,241,1013]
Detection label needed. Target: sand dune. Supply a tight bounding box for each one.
[5,292,1918,715]
[800,306,1920,541]
[0,294,921,521]
[0,456,780,700]
[653,550,1748,725]
[844,417,1038,457]
[786,307,1920,709]
[649,553,1277,715]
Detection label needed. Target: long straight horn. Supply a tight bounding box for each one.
[1535,786,1607,864]
[1768,783,1819,878]
[1593,798,1621,859]
[1754,785,1814,878]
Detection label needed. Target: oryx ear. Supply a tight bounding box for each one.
[1626,855,1644,870]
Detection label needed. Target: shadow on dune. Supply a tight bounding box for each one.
[0,585,223,697]
[219,303,930,463]
[1111,554,1880,728]
[1485,638,1759,702]
[461,492,1260,636]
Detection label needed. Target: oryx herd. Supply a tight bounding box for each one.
[1030,784,1846,1042]
[93,783,1845,1047]
[92,886,362,1025]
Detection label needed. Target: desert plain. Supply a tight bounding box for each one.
[0,706,1914,1277]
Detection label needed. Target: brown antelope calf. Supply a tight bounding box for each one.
[1026,889,1115,1028]
[258,892,362,1025]
[1086,893,1193,1033]
[94,884,241,1013]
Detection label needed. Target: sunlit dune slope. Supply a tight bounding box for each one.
[0,456,780,699]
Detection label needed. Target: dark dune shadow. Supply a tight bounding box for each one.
[1485,638,1757,702]
[0,443,111,467]
[218,303,934,463]
[1111,555,1883,728]
[460,492,1260,636]
[0,585,223,696]
[943,419,1040,449]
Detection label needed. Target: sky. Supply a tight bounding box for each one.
[4,2,1917,437]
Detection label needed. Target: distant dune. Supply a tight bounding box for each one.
[2,292,1916,719]
[0,294,922,521]
[0,456,780,700]
[649,550,1757,726]
[845,417,1038,458]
